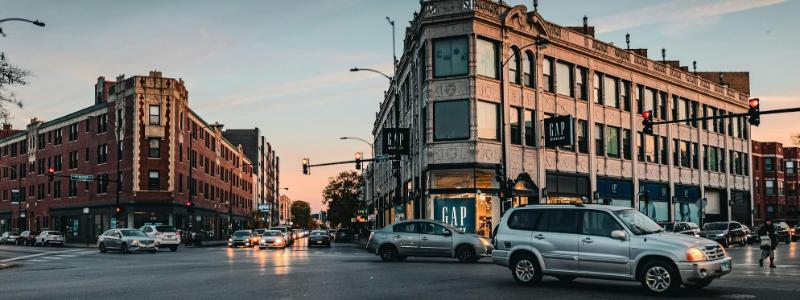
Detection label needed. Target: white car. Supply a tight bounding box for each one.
[139,225,181,252]
[34,231,65,247]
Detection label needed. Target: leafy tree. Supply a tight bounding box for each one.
[322,170,363,228]
[0,53,28,124]
[290,200,313,229]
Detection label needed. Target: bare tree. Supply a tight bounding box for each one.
[0,53,28,124]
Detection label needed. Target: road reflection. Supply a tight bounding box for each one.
[225,238,312,275]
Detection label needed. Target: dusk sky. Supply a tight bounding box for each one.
[2,0,798,211]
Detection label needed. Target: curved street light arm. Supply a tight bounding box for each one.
[501,38,549,67]
[340,136,374,150]
[0,18,45,26]
[349,67,392,81]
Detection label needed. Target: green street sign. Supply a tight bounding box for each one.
[71,174,94,182]
[375,154,390,162]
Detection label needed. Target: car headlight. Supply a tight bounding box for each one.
[479,237,490,247]
[131,240,140,246]
[228,238,232,242]
[686,247,707,262]
[715,233,725,237]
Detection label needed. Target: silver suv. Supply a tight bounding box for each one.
[492,205,731,295]
[366,220,493,263]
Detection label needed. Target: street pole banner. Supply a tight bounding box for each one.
[381,128,410,156]
[543,115,574,147]
[434,198,476,234]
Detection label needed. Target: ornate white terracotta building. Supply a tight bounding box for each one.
[366,0,754,235]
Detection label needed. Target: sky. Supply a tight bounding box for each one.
[1,0,798,211]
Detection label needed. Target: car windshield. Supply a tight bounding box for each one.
[274,227,287,233]
[155,226,177,232]
[613,209,664,235]
[263,231,281,236]
[233,231,251,237]
[660,223,674,231]
[704,223,729,231]
[120,230,147,237]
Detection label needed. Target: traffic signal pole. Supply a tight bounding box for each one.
[648,107,800,127]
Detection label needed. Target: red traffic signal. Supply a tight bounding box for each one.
[641,110,654,135]
[354,152,362,170]
[302,158,310,175]
[748,98,760,126]
[47,168,56,182]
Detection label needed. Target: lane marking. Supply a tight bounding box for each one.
[55,255,78,258]
[40,256,63,260]
[0,249,82,262]
[27,259,46,262]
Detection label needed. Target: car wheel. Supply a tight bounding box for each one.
[738,237,745,246]
[120,243,129,254]
[379,245,399,262]
[724,237,731,247]
[170,246,178,252]
[510,253,542,286]
[456,245,477,263]
[685,278,713,290]
[99,243,107,253]
[641,260,681,295]
[555,275,576,283]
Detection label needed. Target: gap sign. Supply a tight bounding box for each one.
[381,128,409,156]
[544,115,574,147]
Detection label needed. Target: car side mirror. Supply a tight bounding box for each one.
[611,230,628,241]
[442,231,452,236]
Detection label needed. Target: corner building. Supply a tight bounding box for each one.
[0,72,264,243]
[367,0,753,236]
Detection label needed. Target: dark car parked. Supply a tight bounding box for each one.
[308,230,331,247]
[749,222,792,244]
[700,221,747,247]
[17,230,40,246]
[334,229,353,243]
[658,221,700,237]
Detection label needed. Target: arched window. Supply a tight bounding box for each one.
[509,47,520,84]
[524,51,535,87]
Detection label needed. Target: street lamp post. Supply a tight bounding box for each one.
[498,38,549,212]
[348,68,395,227]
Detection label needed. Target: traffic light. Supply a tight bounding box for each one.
[186,201,195,214]
[302,158,310,175]
[47,168,55,182]
[641,110,654,135]
[748,98,760,126]
[115,206,122,215]
[354,152,362,170]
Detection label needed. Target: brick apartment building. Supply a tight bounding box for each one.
[752,141,799,224]
[0,71,278,243]
[366,0,753,235]
[222,128,280,225]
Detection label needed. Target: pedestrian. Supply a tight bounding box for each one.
[758,219,778,268]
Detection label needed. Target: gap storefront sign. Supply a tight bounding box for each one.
[434,198,476,234]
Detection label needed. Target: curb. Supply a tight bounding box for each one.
[0,263,18,270]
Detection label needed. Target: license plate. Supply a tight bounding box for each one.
[721,261,730,272]
[316,241,322,244]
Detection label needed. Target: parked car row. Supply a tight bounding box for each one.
[97,225,181,254]
[0,230,64,247]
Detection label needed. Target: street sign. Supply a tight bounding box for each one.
[374,154,390,162]
[544,115,575,147]
[70,174,95,182]
[257,204,270,212]
[367,214,376,221]
[381,128,410,156]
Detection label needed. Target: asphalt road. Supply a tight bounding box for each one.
[1,239,799,299]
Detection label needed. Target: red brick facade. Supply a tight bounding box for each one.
[752,141,799,224]
[0,72,258,243]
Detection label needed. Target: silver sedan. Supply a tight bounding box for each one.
[98,229,157,253]
[366,220,493,262]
